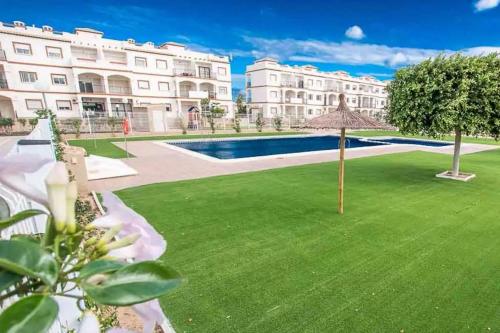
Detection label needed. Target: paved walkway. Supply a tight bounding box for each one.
[88,137,498,192]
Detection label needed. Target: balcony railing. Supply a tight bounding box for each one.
[174,68,196,77]
[79,83,106,94]
[0,79,8,90]
[179,90,216,99]
[108,85,132,95]
[0,50,6,61]
[173,68,217,79]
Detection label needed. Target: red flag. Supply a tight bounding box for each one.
[122,118,130,135]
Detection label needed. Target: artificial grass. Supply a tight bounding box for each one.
[117,149,500,332]
[350,130,500,146]
[68,131,302,159]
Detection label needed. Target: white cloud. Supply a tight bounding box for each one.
[475,0,499,11]
[240,36,500,68]
[345,25,365,40]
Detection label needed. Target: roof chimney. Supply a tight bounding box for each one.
[42,25,53,33]
[127,38,136,44]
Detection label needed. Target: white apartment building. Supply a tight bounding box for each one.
[245,58,388,121]
[0,20,233,121]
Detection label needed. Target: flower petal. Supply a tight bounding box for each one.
[132,300,165,333]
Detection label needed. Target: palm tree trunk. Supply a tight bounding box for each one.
[452,128,462,177]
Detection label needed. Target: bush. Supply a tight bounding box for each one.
[0,118,14,134]
[28,118,38,130]
[71,118,82,138]
[272,116,283,132]
[233,116,241,133]
[255,113,265,132]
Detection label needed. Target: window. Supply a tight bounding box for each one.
[135,57,147,67]
[158,82,169,91]
[270,107,277,114]
[270,91,278,99]
[156,59,168,70]
[316,95,322,101]
[13,42,32,55]
[46,46,63,58]
[270,74,277,82]
[51,74,67,85]
[381,100,385,106]
[199,66,211,79]
[345,84,350,90]
[19,71,37,83]
[56,100,72,111]
[352,99,357,104]
[26,99,43,110]
[352,85,357,91]
[308,109,313,115]
[137,80,150,89]
[219,86,228,95]
[307,79,313,87]
[316,80,322,87]
[218,67,227,76]
[308,94,313,100]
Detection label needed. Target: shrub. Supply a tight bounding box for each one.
[272,116,283,132]
[71,118,83,138]
[255,113,265,132]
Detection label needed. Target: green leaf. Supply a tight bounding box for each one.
[0,269,22,291]
[0,295,58,333]
[82,261,181,306]
[0,210,46,231]
[79,259,125,279]
[0,240,58,286]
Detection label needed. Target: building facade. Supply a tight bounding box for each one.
[245,58,388,121]
[0,21,233,120]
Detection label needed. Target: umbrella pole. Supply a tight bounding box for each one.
[338,127,346,214]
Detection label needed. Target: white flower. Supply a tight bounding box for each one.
[44,162,69,231]
[66,181,78,233]
[132,299,166,333]
[0,154,52,205]
[91,192,166,261]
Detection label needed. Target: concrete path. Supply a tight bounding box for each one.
[88,137,498,192]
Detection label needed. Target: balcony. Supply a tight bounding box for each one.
[287,97,303,104]
[0,50,6,61]
[0,79,8,90]
[179,90,216,99]
[108,85,132,94]
[79,82,106,94]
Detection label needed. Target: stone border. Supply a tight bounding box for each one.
[436,171,476,182]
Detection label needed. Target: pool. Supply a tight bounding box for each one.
[169,135,384,160]
[370,137,452,147]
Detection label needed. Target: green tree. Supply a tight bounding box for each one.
[233,115,241,133]
[28,118,38,130]
[107,117,120,137]
[387,54,500,177]
[236,94,247,114]
[255,112,265,132]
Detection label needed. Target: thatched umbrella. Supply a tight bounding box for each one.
[303,93,391,214]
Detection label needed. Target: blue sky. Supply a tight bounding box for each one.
[1,0,499,89]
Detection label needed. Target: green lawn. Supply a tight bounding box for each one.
[117,149,500,332]
[350,130,500,146]
[69,132,302,158]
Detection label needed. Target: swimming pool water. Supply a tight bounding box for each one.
[370,137,452,147]
[170,136,382,159]
[169,136,451,160]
